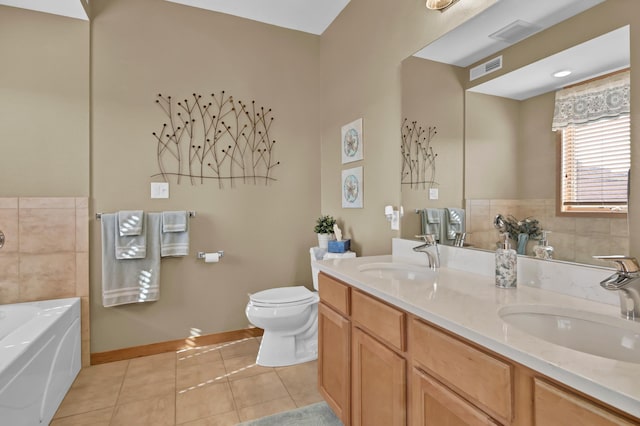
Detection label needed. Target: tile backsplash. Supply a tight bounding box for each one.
[466,198,628,266]
[0,197,89,366]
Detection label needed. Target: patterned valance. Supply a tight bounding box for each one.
[552,70,630,131]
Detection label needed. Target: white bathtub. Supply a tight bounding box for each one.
[0,297,81,425]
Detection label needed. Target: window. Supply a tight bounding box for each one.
[553,69,630,216]
[559,114,630,214]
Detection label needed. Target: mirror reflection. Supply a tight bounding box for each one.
[401,6,630,267]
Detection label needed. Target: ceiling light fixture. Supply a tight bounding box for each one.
[553,70,572,78]
[426,0,455,11]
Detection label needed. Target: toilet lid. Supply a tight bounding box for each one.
[249,286,316,305]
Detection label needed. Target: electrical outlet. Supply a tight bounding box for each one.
[429,188,439,200]
[151,182,169,199]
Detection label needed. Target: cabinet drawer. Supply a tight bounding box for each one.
[534,378,638,426]
[412,368,500,426]
[410,318,512,424]
[352,290,405,352]
[319,273,350,316]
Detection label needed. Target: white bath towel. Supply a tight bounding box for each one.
[115,212,146,259]
[117,210,144,236]
[101,213,162,307]
[161,211,189,257]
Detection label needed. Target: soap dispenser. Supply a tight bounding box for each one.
[533,230,554,260]
[495,232,517,289]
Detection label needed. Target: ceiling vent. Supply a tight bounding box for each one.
[470,56,502,81]
[489,20,542,44]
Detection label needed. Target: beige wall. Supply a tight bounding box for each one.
[0,197,90,366]
[400,57,465,238]
[319,0,497,256]
[89,0,321,352]
[0,6,89,197]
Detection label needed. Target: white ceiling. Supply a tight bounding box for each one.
[414,0,606,67]
[468,25,630,101]
[0,0,88,20]
[0,0,351,35]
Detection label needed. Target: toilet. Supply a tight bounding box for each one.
[245,247,334,367]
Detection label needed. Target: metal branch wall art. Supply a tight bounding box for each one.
[401,118,438,189]
[152,91,280,188]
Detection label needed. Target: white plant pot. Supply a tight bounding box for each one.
[317,233,335,249]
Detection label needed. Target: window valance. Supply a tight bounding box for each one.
[551,70,630,131]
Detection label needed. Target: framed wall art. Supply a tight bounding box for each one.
[341,118,363,164]
[342,166,363,208]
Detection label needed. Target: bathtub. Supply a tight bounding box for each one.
[0,297,81,425]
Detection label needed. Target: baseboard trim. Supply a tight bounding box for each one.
[90,327,264,365]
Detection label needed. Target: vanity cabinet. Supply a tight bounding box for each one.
[317,272,640,426]
[318,275,351,425]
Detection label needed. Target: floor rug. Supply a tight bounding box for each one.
[237,402,343,426]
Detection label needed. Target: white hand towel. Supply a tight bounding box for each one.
[118,210,144,236]
[115,212,146,259]
[101,213,161,307]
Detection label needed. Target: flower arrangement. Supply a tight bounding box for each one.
[314,215,337,234]
[502,215,542,242]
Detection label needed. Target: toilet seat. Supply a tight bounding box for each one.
[249,286,317,307]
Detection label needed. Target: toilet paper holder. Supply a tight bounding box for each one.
[197,251,224,260]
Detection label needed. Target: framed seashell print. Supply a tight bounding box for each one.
[341,118,363,164]
[342,166,363,208]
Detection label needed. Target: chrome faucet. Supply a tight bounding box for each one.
[593,255,640,321]
[413,234,440,270]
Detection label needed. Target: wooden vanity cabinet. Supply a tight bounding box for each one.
[317,272,640,426]
[318,274,351,425]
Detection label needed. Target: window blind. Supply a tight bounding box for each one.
[561,114,630,212]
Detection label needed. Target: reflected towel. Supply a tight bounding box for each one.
[101,213,161,307]
[115,212,146,259]
[162,211,188,233]
[161,211,189,257]
[444,208,465,241]
[420,208,443,241]
[118,210,143,236]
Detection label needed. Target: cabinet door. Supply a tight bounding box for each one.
[534,378,638,426]
[412,368,500,426]
[352,326,406,426]
[318,302,351,425]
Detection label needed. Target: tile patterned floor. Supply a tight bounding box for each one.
[51,337,323,425]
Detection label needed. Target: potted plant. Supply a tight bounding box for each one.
[314,215,337,249]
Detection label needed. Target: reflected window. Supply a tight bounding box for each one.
[554,70,630,215]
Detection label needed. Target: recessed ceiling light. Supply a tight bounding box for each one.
[426,0,453,10]
[553,70,572,78]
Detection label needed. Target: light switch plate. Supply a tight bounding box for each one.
[151,182,169,199]
[429,188,439,200]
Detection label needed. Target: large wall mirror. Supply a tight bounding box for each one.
[401,0,632,267]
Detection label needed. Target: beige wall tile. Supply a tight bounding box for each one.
[19,253,76,300]
[575,218,611,236]
[20,197,76,209]
[0,208,19,252]
[610,218,629,237]
[75,208,88,252]
[0,254,20,303]
[75,253,89,297]
[20,208,76,253]
[0,198,18,209]
[75,198,88,209]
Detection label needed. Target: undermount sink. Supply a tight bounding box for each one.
[357,262,435,281]
[499,305,640,364]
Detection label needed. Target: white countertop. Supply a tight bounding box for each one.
[315,254,640,419]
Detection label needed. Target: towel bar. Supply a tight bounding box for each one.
[96,211,196,219]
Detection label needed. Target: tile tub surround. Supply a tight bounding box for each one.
[0,197,90,366]
[51,337,323,425]
[316,240,640,419]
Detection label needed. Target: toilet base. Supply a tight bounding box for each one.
[256,321,318,367]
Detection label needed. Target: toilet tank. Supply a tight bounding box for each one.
[309,247,356,290]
